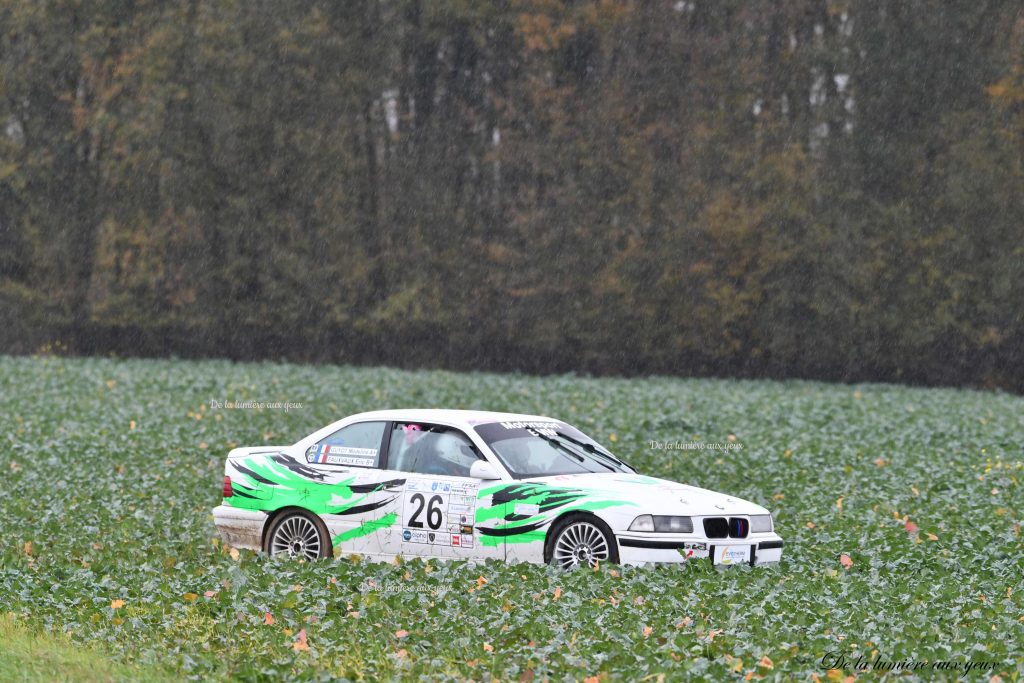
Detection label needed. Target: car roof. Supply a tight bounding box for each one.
[345,409,560,428]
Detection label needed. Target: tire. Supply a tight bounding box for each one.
[546,513,620,570]
[264,509,331,560]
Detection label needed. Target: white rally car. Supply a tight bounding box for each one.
[213,410,783,569]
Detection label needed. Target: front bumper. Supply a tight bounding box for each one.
[616,533,784,567]
[212,504,266,551]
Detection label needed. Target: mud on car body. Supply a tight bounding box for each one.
[213,409,784,569]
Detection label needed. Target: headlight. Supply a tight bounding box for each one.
[628,514,693,533]
[750,514,773,533]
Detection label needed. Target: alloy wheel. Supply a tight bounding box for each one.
[552,521,610,569]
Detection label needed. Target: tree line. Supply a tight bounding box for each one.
[1,1,1022,390]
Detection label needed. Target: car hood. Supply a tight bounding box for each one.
[521,472,769,516]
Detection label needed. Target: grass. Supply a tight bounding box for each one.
[0,613,180,683]
[0,355,1021,681]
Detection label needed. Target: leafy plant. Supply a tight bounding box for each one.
[0,356,1020,680]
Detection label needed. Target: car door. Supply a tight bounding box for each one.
[304,420,406,559]
[382,421,505,561]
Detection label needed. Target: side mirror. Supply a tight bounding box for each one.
[469,460,501,480]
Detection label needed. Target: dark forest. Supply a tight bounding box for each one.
[2,1,1022,389]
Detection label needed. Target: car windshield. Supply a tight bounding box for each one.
[474,420,635,479]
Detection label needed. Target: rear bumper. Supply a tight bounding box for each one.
[212,505,266,551]
[617,533,784,566]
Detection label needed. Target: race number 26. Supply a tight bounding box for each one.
[406,492,445,530]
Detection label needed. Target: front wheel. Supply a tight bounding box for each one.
[548,514,619,570]
[265,510,331,560]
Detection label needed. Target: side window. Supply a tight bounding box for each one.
[386,422,482,477]
[307,421,386,467]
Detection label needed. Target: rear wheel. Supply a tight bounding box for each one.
[547,514,619,570]
[265,510,331,560]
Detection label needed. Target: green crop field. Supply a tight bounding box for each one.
[0,356,1021,681]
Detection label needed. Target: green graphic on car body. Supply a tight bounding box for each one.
[332,512,398,545]
[226,454,402,517]
[226,453,638,551]
[474,482,637,547]
[226,453,406,548]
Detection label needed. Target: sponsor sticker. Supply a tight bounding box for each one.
[404,530,429,544]
[716,545,750,565]
[498,421,562,431]
[461,534,474,548]
[451,534,461,546]
[401,529,454,545]
[514,503,540,517]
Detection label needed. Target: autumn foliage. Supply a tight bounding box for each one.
[0,2,1021,389]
